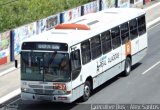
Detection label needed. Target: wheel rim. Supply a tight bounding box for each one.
[126,60,131,73]
[84,85,90,98]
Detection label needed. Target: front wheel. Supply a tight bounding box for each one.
[123,57,131,76]
[82,81,91,102]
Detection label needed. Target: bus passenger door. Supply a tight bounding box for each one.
[70,47,83,101]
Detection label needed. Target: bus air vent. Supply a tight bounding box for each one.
[104,12,118,14]
[87,20,99,26]
[51,32,68,34]
[55,23,90,30]
[73,19,86,23]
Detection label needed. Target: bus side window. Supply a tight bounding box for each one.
[71,49,81,71]
[120,22,129,44]
[138,15,146,36]
[81,40,91,65]
[101,30,112,54]
[71,49,81,80]
[129,19,138,40]
[91,35,102,60]
[111,26,121,49]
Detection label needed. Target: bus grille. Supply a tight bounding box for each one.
[29,85,43,88]
[33,89,54,95]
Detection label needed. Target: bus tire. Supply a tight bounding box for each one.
[123,57,131,76]
[82,81,91,102]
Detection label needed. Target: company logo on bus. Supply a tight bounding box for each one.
[97,56,107,72]
[108,53,119,63]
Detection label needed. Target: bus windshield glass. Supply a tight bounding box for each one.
[21,51,70,82]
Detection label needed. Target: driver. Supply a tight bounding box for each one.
[60,58,69,72]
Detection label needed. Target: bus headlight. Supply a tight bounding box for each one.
[21,83,27,92]
[21,87,27,92]
[21,87,35,93]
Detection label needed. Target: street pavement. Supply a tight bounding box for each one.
[0,0,160,104]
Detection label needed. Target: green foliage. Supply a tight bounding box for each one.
[0,0,93,32]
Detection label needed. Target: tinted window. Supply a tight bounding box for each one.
[21,52,71,82]
[71,49,81,71]
[91,35,102,59]
[138,15,146,36]
[120,22,129,44]
[101,31,112,54]
[129,19,138,40]
[71,49,81,80]
[81,40,91,65]
[111,26,121,49]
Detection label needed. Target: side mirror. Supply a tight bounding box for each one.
[15,60,18,68]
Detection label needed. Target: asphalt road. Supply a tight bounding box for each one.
[1,21,160,110]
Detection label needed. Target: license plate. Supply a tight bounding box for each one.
[37,95,52,101]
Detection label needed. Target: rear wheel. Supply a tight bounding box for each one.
[82,81,91,101]
[123,57,131,76]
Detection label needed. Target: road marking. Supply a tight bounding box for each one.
[142,15,160,75]
[0,88,21,104]
[142,61,160,75]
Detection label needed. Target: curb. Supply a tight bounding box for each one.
[0,89,21,105]
[0,64,20,77]
[147,17,160,29]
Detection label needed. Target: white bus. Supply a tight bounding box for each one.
[18,8,147,103]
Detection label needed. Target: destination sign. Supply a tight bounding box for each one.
[37,44,60,50]
[22,42,68,51]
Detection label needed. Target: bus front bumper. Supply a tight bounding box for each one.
[21,92,72,103]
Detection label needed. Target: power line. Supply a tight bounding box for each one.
[0,0,19,7]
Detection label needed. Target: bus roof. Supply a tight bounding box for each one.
[23,8,146,47]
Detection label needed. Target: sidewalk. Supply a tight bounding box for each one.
[144,0,160,23]
[0,61,14,72]
[0,0,160,104]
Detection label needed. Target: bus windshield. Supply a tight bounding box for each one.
[21,51,70,82]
